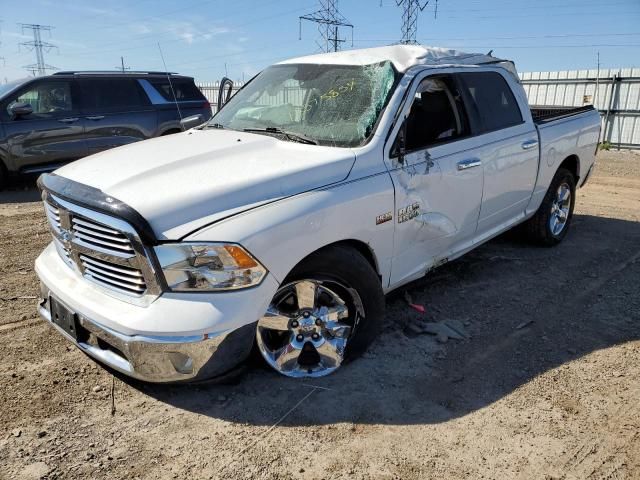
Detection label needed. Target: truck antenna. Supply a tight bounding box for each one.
[157,42,184,128]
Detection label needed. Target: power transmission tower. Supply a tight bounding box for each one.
[19,23,58,76]
[395,0,438,45]
[299,0,353,53]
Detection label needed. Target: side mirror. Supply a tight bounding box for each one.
[217,77,234,112]
[179,114,205,130]
[9,102,33,118]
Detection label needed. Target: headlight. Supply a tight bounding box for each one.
[154,243,267,291]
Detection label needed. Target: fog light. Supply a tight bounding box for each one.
[167,352,194,374]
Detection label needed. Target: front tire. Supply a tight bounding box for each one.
[523,167,576,246]
[256,245,384,377]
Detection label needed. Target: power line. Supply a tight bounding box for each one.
[384,0,635,13]
[19,23,58,76]
[60,1,315,59]
[351,41,640,50]
[395,0,438,45]
[355,32,640,43]
[299,0,353,53]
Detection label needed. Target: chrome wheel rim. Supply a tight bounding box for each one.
[549,182,571,236]
[256,279,363,377]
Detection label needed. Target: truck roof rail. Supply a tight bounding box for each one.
[52,71,179,76]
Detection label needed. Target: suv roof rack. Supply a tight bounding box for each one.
[52,71,179,76]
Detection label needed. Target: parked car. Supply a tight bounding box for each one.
[35,46,600,382]
[0,71,211,188]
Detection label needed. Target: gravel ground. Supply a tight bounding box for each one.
[0,150,639,480]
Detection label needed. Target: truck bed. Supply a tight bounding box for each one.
[530,105,597,124]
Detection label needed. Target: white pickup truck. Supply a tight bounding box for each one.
[35,46,600,381]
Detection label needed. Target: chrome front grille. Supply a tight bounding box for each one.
[44,202,61,234]
[71,217,135,255]
[42,193,160,305]
[80,254,147,295]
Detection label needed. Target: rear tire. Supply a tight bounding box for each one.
[523,167,576,246]
[255,245,384,377]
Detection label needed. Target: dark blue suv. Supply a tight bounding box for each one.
[0,71,212,188]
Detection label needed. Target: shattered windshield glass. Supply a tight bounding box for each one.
[209,61,397,147]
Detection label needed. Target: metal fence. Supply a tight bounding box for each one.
[520,68,640,149]
[197,81,244,113]
[198,69,640,149]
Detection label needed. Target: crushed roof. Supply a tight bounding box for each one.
[278,45,516,75]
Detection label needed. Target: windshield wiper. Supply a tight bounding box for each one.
[206,123,226,129]
[243,127,317,145]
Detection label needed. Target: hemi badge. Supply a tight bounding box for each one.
[376,212,393,225]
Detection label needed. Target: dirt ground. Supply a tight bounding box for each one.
[0,150,639,480]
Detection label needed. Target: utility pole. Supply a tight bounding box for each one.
[19,23,57,76]
[116,56,130,73]
[395,0,438,45]
[0,20,5,67]
[594,51,601,108]
[299,0,353,53]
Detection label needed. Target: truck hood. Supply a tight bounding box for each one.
[55,129,356,239]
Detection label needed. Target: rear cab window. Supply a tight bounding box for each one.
[457,71,523,133]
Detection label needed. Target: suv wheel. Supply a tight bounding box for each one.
[255,245,384,377]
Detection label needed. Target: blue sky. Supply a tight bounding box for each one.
[1,0,639,82]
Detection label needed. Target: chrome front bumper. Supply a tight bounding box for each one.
[38,283,255,383]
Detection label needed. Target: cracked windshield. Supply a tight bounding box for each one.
[210,61,397,147]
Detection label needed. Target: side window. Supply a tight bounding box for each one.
[81,78,148,111]
[148,79,205,102]
[7,81,74,117]
[403,76,469,152]
[458,72,523,132]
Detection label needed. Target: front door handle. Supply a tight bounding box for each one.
[522,139,539,150]
[85,115,105,121]
[58,117,79,124]
[457,159,482,171]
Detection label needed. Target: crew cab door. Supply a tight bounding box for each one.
[79,77,157,155]
[386,73,484,287]
[457,71,539,235]
[1,78,87,173]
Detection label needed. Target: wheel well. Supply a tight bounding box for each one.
[161,128,182,136]
[296,240,380,276]
[559,155,580,183]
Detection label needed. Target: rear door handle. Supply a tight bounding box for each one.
[457,159,482,170]
[522,139,539,150]
[85,115,105,121]
[58,117,79,124]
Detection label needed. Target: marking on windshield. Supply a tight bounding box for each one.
[320,79,355,100]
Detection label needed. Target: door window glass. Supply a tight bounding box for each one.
[459,72,523,132]
[404,77,468,151]
[8,81,73,117]
[81,78,148,110]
